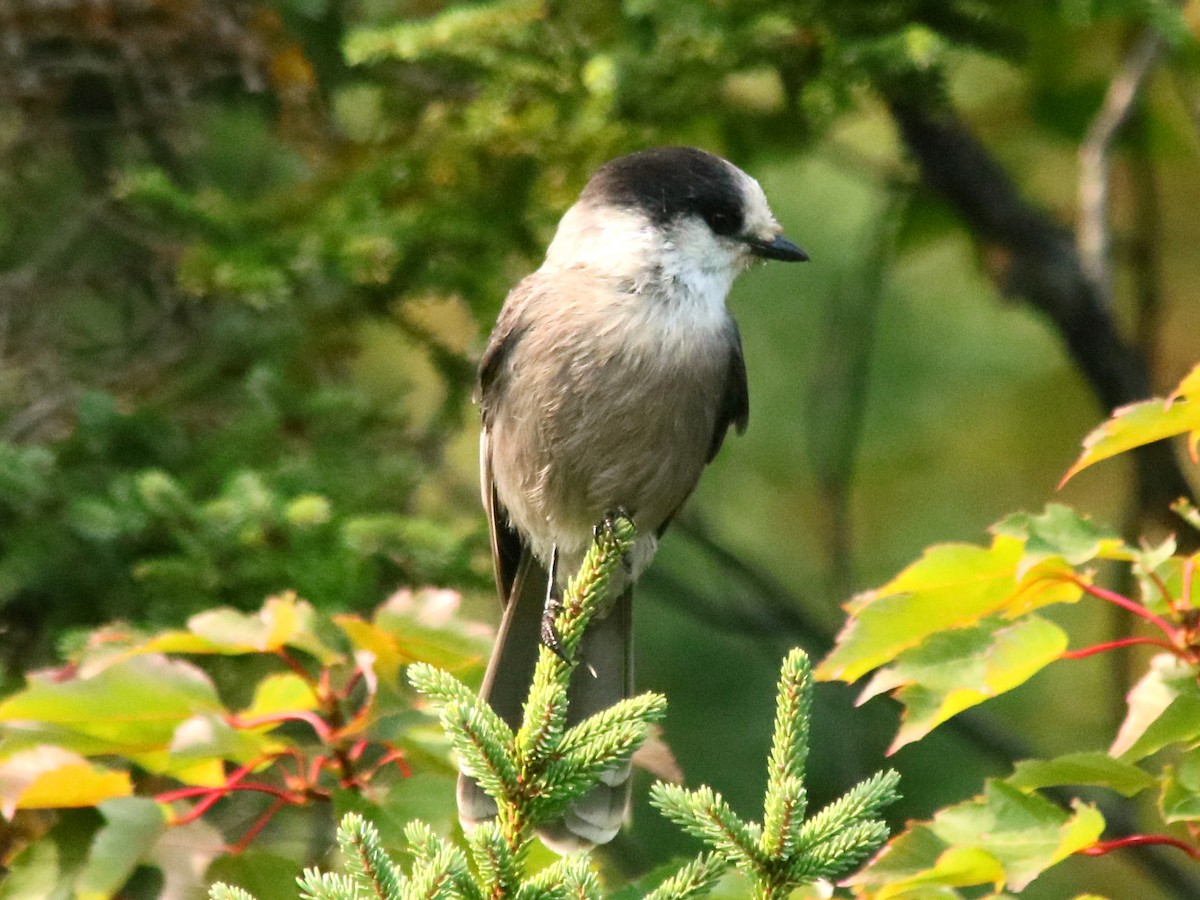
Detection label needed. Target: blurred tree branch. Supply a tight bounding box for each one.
[1077,27,1164,307]
[886,95,1195,532]
[804,193,904,600]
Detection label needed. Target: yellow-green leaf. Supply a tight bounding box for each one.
[139,592,340,663]
[1061,362,1200,485]
[1159,746,1200,823]
[818,534,1081,685]
[0,748,131,816]
[0,655,269,784]
[0,655,221,751]
[849,781,1104,896]
[372,587,488,672]
[242,672,320,719]
[335,616,405,688]
[859,615,1067,754]
[993,504,1128,572]
[1111,653,1200,760]
[165,714,279,786]
[1007,752,1155,798]
[819,537,1024,683]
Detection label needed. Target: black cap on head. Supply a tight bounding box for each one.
[580,146,746,237]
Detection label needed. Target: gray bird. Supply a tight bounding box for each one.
[458,146,807,853]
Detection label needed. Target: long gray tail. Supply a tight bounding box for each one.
[456,550,633,853]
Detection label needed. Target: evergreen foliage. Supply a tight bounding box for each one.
[208,519,898,900]
[3,1,1199,897]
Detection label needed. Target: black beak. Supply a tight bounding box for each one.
[747,233,809,262]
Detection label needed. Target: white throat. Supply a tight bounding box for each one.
[543,203,744,325]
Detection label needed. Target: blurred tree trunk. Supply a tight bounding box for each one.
[886,96,1196,540]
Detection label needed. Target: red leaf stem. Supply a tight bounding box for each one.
[1061,636,1183,660]
[1072,577,1179,639]
[229,796,290,854]
[362,747,411,781]
[157,760,258,816]
[1081,834,1200,859]
[276,649,318,688]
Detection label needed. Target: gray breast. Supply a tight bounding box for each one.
[488,293,733,563]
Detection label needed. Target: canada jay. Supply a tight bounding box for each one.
[459,146,807,852]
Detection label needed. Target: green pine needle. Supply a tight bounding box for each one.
[468,820,523,897]
[409,663,514,744]
[403,819,444,860]
[514,674,569,767]
[793,819,892,881]
[407,846,467,900]
[652,650,899,900]
[520,855,603,900]
[209,886,257,900]
[650,783,764,864]
[767,650,813,781]
[760,775,807,858]
[556,692,668,757]
[510,514,638,826]
[794,769,901,851]
[643,853,730,900]
[537,692,667,808]
[443,702,522,803]
[297,870,360,900]
[338,813,406,900]
[553,515,636,658]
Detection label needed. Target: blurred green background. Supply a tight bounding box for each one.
[2,0,1199,896]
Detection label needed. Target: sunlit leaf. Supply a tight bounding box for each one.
[242,672,320,719]
[167,714,280,786]
[334,616,405,688]
[1127,537,1187,615]
[0,655,221,747]
[819,537,1022,683]
[336,589,487,685]
[1007,752,1155,798]
[1003,558,1083,616]
[858,615,1068,753]
[0,655,267,783]
[139,593,340,663]
[818,534,1079,684]
[993,505,1128,571]
[1159,746,1200,823]
[848,781,1104,896]
[846,822,1006,896]
[0,748,131,817]
[1111,653,1200,760]
[387,620,486,671]
[1061,362,1200,485]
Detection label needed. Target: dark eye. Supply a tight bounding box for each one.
[705,209,738,236]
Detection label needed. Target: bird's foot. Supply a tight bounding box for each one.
[593,506,631,541]
[539,593,570,662]
[595,507,634,574]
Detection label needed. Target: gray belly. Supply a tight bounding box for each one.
[489,335,727,571]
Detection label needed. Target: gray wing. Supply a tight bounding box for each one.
[478,291,529,605]
[655,321,747,539]
[707,320,749,461]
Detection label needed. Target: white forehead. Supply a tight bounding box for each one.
[727,164,779,237]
